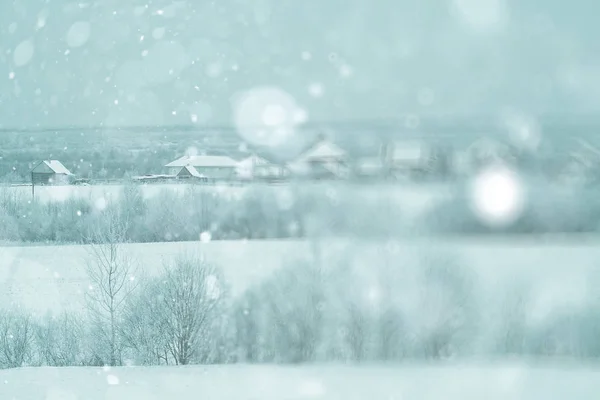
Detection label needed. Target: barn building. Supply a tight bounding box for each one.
[31,160,73,185]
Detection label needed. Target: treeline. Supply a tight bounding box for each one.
[0,185,308,243]
[3,180,600,244]
[0,183,410,243]
[2,246,600,369]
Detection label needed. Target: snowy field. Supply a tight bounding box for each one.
[1,237,599,314]
[2,363,600,399]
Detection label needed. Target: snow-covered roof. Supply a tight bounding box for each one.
[32,160,73,175]
[236,154,274,179]
[178,165,205,178]
[297,141,347,162]
[165,155,238,168]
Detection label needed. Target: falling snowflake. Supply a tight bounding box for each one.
[66,21,91,48]
[13,40,35,67]
[339,64,353,78]
[308,83,324,98]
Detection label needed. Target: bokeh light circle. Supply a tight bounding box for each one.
[469,165,525,227]
[232,86,306,148]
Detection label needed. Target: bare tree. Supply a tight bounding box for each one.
[0,310,34,368]
[85,207,139,366]
[157,254,225,365]
[122,254,225,365]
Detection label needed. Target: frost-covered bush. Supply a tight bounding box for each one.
[34,312,86,366]
[0,206,19,242]
[121,254,229,365]
[0,309,35,369]
[234,259,325,363]
[409,254,479,358]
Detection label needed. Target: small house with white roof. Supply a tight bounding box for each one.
[165,155,238,180]
[175,165,209,182]
[31,160,73,185]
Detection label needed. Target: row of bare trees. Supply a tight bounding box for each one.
[4,239,600,369]
[0,251,226,369]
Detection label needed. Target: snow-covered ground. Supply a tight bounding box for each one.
[2,363,600,399]
[0,237,599,314]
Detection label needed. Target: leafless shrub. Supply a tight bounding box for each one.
[35,312,85,366]
[493,282,530,356]
[123,254,226,365]
[0,310,34,368]
[160,255,226,364]
[232,292,260,362]
[412,253,478,359]
[327,246,408,362]
[235,260,324,363]
[121,277,171,365]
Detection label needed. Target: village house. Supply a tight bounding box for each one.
[175,165,209,182]
[383,140,432,179]
[31,160,73,185]
[165,155,238,180]
[288,139,349,179]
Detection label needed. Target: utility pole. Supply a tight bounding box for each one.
[31,171,35,200]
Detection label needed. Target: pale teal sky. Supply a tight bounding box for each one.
[1,0,599,129]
